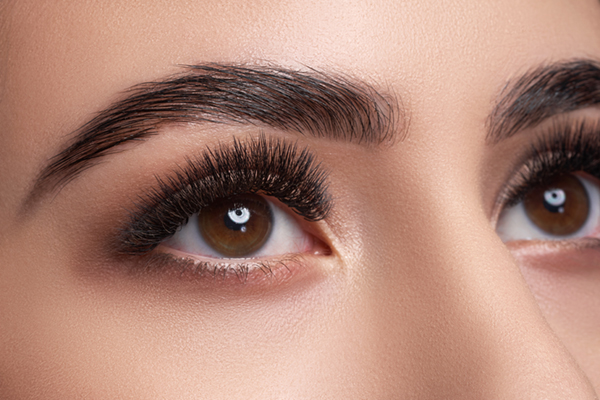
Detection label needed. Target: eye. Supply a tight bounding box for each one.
[117,136,332,260]
[162,193,315,259]
[496,173,600,242]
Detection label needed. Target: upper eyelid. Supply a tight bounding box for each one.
[494,117,600,212]
[115,135,332,255]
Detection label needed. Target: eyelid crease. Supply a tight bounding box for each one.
[115,134,332,255]
[496,117,600,211]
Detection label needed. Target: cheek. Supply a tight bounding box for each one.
[512,245,600,387]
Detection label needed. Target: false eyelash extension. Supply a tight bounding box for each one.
[498,118,600,209]
[116,135,332,255]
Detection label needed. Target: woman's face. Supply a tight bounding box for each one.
[2,0,600,398]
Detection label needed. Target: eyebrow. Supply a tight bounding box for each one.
[26,63,400,206]
[487,59,600,143]
[27,60,600,207]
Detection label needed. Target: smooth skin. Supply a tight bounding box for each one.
[1,0,600,398]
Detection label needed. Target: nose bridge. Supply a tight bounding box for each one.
[367,172,597,398]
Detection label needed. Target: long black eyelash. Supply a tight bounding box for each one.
[499,118,600,209]
[117,135,332,254]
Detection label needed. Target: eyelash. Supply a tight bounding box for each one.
[116,135,332,257]
[497,118,600,211]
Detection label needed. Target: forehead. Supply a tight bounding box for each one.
[3,1,600,89]
[2,0,599,107]
[0,1,599,186]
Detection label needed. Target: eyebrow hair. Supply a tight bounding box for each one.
[27,63,400,206]
[487,59,600,143]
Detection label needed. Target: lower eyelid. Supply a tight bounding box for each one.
[131,251,322,289]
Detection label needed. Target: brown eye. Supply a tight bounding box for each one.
[522,174,590,236]
[198,194,273,257]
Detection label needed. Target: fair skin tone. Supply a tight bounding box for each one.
[1,0,600,398]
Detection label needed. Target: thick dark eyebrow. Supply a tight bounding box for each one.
[487,59,600,144]
[27,63,400,206]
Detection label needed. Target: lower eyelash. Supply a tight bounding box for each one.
[498,118,600,209]
[137,252,304,286]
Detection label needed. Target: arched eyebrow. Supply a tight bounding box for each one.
[27,60,599,208]
[25,64,401,208]
[487,59,600,144]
